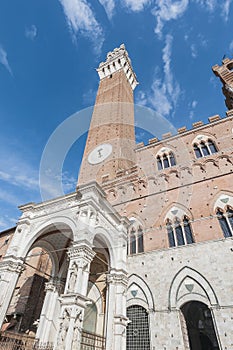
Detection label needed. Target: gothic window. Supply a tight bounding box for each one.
[217,207,233,238]
[137,227,144,253]
[194,144,202,158]
[166,216,194,247]
[157,156,163,170]
[193,137,217,158]
[156,150,176,170]
[126,305,150,350]
[208,140,217,154]
[128,221,144,255]
[130,228,136,254]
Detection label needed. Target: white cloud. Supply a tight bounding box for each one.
[25,25,37,40]
[194,0,216,12]
[0,149,76,202]
[194,0,232,20]
[0,188,21,206]
[189,100,198,119]
[59,0,104,54]
[191,44,197,58]
[230,40,233,53]
[99,0,115,19]
[137,34,181,118]
[121,0,151,12]
[0,45,12,75]
[191,100,198,109]
[221,0,232,21]
[153,0,189,38]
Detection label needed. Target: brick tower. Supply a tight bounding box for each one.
[212,57,233,109]
[78,44,138,185]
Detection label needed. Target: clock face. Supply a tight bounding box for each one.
[88,143,113,165]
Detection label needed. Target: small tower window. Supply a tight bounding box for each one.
[156,150,176,170]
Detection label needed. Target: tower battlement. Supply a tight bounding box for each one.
[97,44,138,90]
[212,57,233,110]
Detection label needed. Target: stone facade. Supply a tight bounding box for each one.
[0,46,232,350]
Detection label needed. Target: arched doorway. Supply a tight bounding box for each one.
[3,247,52,335]
[126,305,150,350]
[181,301,220,350]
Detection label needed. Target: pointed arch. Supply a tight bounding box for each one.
[127,274,154,311]
[169,266,219,309]
[92,226,121,269]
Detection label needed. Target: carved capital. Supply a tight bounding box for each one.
[68,242,96,263]
[45,278,65,294]
[107,271,128,287]
[0,256,25,274]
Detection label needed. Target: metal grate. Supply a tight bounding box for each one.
[126,305,150,350]
[81,330,105,350]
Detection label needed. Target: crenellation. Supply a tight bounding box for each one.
[177,126,187,133]
[192,120,204,128]
[162,132,172,139]
[208,114,220,123]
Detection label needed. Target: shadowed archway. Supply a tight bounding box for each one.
[181,301,220,350]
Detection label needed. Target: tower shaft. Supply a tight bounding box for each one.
[78,45,138,186]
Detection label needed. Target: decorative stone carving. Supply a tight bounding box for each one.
[107,271,128,288]
[68,243,96,263]
[72,309,83,350]
[68,263,78,293]
[57,308,70,349]
[45,278,65,294]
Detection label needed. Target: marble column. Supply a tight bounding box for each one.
[54,241,95,350]
[0,255,25,328]
[105,270,128,350]
[36,277,65,344]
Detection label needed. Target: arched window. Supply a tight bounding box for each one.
[126,305,150,350]
[157,156,163,170]
[166,220,175,247]
[169,152,176,166]
[156,149,176,170]
[137,227,144,253]
[208,140,217,154]
[194,143,202,158]
[200,141,210,156]
[128,221,144,255]
[193,136,218,158]
[166,216,194,247]
[130,228,136,254]
[217,207,233,238]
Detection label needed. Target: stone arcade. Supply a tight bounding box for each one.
[0,45,233,349]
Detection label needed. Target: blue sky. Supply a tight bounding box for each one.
[0,0,233,230]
